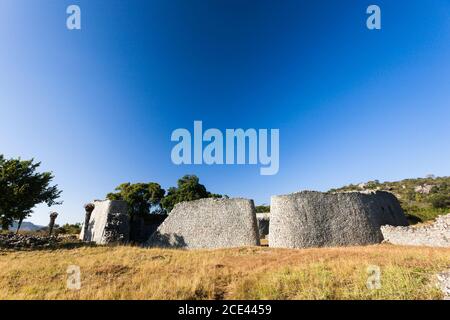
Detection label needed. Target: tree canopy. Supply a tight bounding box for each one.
[161,175,223,212]
[107,175,223,215]
[107,182,166,219]
[255,205,270,213]
[0,155,62,231]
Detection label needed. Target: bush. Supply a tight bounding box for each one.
[57,223,82,235]
[429,194,450,209]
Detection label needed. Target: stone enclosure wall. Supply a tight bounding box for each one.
[256,213,270,239]
[0,234,61,249]
[147,198,260,249]
[79,200,168,245]
[269,191,408,248]
[80,191,414,249]
[79,200,129,244]
[381,213,450,247]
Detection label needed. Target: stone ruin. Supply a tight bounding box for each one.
[79,200,130,244]
[79,200,168,245]
[381,213,450,247]
[80,198,260,248]
[269,191,409,248]
[79,191,413,249]
[256,213,270,239]
[0,233,61,249]
[147,198,260,249]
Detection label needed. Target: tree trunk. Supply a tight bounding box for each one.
[15,218,23,234]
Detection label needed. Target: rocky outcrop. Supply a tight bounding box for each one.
[414,184,434,194]
[256,213,270,239]
[79,200,129,244]
[381,214,450,247]
[269,191,408,248]
[147,198,260,249]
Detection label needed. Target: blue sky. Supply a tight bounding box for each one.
[0,1,449,225]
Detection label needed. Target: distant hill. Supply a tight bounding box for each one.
[8,221,44,232]
[329,175,450,223]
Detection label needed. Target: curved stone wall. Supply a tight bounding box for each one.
[256,213,270,239]
[147,198,260,249]
[269,191,408,248]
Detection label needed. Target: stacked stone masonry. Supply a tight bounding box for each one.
[269,191,408,248]
[381,213,450,247]
[147,198,260,249]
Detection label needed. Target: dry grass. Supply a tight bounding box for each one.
[0,244,449,300]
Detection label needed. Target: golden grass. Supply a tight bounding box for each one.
[0,244,449,300]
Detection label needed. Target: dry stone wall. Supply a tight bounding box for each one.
[381,213,450,247]
[147,198,260,249]
[0,234,60,249]
[256,213,270,239]
[269,191,408,248]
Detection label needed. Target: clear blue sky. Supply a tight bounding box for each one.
[0,1,449,226]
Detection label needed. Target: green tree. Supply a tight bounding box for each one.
[428,183,450,209]
[57,223,82,235]
[429,194,449,209]
[255,205,270,213]
[161,175,222,212]
[365,180,380,189]
[107,182,166,220]
[0,155,62,231]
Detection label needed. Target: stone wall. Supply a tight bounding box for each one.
[147,198,260,249]
[256,213,270,239]
[0,234,61,249]
[269,191,408,248]
[79,200,129,244]
[381,213,450,247]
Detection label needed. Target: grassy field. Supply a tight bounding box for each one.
[0,244,449,300]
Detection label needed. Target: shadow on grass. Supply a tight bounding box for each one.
[147,232,188,249]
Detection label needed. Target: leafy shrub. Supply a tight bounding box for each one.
[57,223,82,235]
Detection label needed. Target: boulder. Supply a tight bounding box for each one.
[147,198,260,249]
[269,191,408,248]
